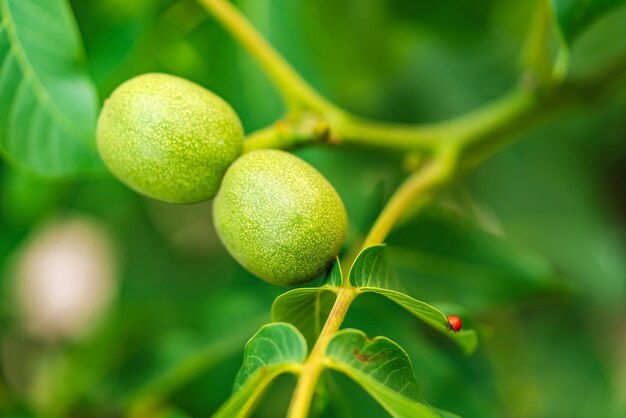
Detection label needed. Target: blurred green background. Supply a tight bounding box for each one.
[1,0,625,417]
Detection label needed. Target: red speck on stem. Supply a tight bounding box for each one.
[447,315,462,332]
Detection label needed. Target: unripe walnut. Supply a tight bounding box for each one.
[96,73,243,204]
[214,150,348,285]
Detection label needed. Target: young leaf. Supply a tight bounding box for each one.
[213,323,306,418]
[272,287,337,349]
[348,243,397,289]
[350,245,478,354]
[550,0,626,46]
[324,329,449,418]
[0,0,103,177]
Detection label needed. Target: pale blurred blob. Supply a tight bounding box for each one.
[13,217,117,341]
[146,199,221,256]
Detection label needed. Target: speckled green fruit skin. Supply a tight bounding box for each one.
[96,73,243,204]
[214,150,348,285]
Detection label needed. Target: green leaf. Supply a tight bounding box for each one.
[0,0,103,177]
[325,329,445,418]
[366,287,477,355]
[349,244,397,289]
[272,287,337,349]
[434,409,461,418]
[325,257,343,287]
[213,323,306,418]
[233,323,307,390]
[550,0,626,46]
[350,245,478,354]
[271,258,341,348]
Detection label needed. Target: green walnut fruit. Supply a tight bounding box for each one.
[214,150,348,285]
[96,73,243,204]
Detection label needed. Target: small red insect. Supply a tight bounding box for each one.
[447,315,462,332]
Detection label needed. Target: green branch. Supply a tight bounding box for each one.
[197,0,336,113]
[202,0,625,161]
[286,287,357,418]
[242,87,541,154]
[362,147,458,248]
[285,150,460,418]
[199,0,543,154]
[243,113,334,154]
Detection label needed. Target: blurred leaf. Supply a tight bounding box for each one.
[325,329,444,418]
[350,245,478,354]
[213,323,306,418]
[0,169,58,228]
[159,407,192,418]
[310,376,332,417]
[521,0,555,84]
[0,0,103,177]
[480,298,618,418]
[0,404,38,418]
[550,0,626,46]
[434,408,461,418]
[128,324,255,417]
[387,209,554,310]
[468,111,626,303]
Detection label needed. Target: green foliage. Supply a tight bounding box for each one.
[324,258,344,287]
[388,209,554,310]
[233,323,306,390]
[325,329,444,418]
[272,288,337,349]
[0,0,625,418]
[550,0,626,45]
[213,323,306,418]
[348,244,397,289]
[271,259,342,348]
[350,245,478,354]
[0,0,102,177]
[271,259,343,349]
[162,408,193,418]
